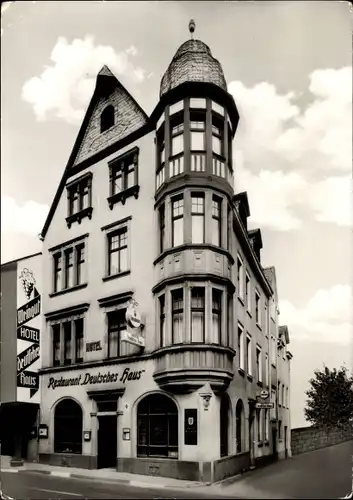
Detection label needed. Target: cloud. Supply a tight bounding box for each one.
[279,285,353,345]
[22,36,146,124]
[229,66,352,231]
[1,196,49,235]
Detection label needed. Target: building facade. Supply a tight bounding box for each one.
[37,24,292,482]
[0,252,42,464]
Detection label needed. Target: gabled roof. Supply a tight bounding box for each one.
[40,66,149,240]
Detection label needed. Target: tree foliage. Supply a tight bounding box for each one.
[304,365,353,429]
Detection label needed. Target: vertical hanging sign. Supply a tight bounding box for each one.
[16,259,42,403]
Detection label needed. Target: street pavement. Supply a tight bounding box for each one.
[0,471,235,500]
[217,440,353,499]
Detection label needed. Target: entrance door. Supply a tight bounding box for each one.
[97,416,117,469]
[284,426,288,458]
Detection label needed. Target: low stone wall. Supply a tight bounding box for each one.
[212,451,250,482]
[291,425,353,456]
[39,453,96,469]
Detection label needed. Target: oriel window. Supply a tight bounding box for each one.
[159,204,166,253]
[212,289,222,344]
[171,197,184,247]
[171,289,183,344]
[190,120,205,151]
[159,295,166,347]
[191,287,205,343]
[212,197,222,247]
[191,194,205,244]
[108,227,128,276]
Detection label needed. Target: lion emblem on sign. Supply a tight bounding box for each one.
[19,268,36,300]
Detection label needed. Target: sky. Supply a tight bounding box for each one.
[1,0,352,428]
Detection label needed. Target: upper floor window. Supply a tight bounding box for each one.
[211,196,222,247]
[211,101,225,116]
[212,289,222,344]
[107,309,126,359]
[108,147,139,208]
[51,239,87,295]
[255,290,261,326]
[256,345,262,383]
[171,288,184,344]
[237,256,244,300]
[246,272,251,312]
[159,294,166,347]
[191,287,205,343]
[271,336,276,365]
[100,105,115,133]
[212,120,224,157]
[51,316,85,367]
[171,123,184,157]
[169,100,184,116]
[265,353,269,386]
[171,196,184,247]
[246,334,252,376]
[66,173,93,227]
[191,194,205,244]
[190,120,206,152]
[159,204,166,253]
[238,324,245,371]
[190,98,206,109]
[107,227,128,277]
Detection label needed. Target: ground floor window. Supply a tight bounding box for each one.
[137,394,178,458]
[54,399,83,454]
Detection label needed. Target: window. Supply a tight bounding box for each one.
[191,287,205,343]
[66,173,92,222]
[53,253,62,293]
[190,98,206,109]
[212,101,224,116]
[63,322,72,365]
[190,120,205,151]
[227,207,231,251]
[107,309,126,358]
[171,122,184,157]
[238,325,244,370]
[212,289,222,344]
[51,316,85,367]
[76,244,85,285]
[159,204,166,253]
[246,273,251,312]
[75,318,84,363]
[246,335,252,376]
[169,100,184,116]
[191,194,205,244]
[282,384,285,408]
[237,256,244,299]
[265,353,269,386]
[52,324,60,367]
[264,409,269,441]
[108,148,139,207]
[108,227,128,276]
[54,399,82,454]
[159,295,166,347]
[100,105,115,132]
[156,129,165,190]
[257,409,262,442]
[212,120,224,156]
[278,420,282,440]
[227,294,232,347]
[286,387,289,408]
[64,248,74,289]
[171,289,183,344]
[137,394,178,458]
[255,290,261,326]
[278,381,281,406]
[271,336,276,366]
[256,346,262,383]
[171,197,184,247]
[212,197,222,247]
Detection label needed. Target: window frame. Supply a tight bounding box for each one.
[246,334,252,377]
[100,105,115,133]
[108,147,140,208]
[190,286,206,343]
[171,195,184,248]
[107,308,127,359]
[171,288,184,344]
[256,345,262,383]
[211,288,222,344]
[237,255,244,301]
[159,203,166,253]
[238,324,245,371]
[50,312,86,367]
[50,237,88,296]
[211,196,222,247]
[191,193,205,244]
[66,173,93,228]
[255,290,261,327]
[245,272,251,313]
[103,217,131,281]
[159,294,166,348]
[107,227,128,277]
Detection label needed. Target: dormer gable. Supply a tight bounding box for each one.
[233,191,250,230]
[278,325,290,346]
[248,228,263,262]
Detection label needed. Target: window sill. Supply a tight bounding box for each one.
[238,367,245,377]
[107,185,140,209]
[102,270,131,282]
[247,373,253,382]
[66,207,93,228]
[49,283,88,297]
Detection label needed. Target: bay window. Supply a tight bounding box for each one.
[171,123,184,157]
[159,294,166,347]
[171,289,183,344]
[159,204,166,253]
[191,194,205,243]
[212,289,222,344]
[190,121,205,151]
[191,287,205,343]
[171,196,184,247]
[212,196,222,247]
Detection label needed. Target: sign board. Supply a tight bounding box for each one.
[121,329,145,347]
[258,389,270,400]
[184,409,198,446]
[122,299,145,347]
[16,261,42,403]
[256,402,274,409]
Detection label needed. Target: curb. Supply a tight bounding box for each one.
[3,468,207,490]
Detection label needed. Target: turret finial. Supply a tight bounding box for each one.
[189,19,195,39]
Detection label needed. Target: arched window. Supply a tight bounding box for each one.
[137,394,178,458]
[100,105,115,133]
[54,399,82,454]
[236,399,244,453]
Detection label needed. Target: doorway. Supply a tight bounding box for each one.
[97,416,117,469]
[284,426,288,458]
[272,427,278,460]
